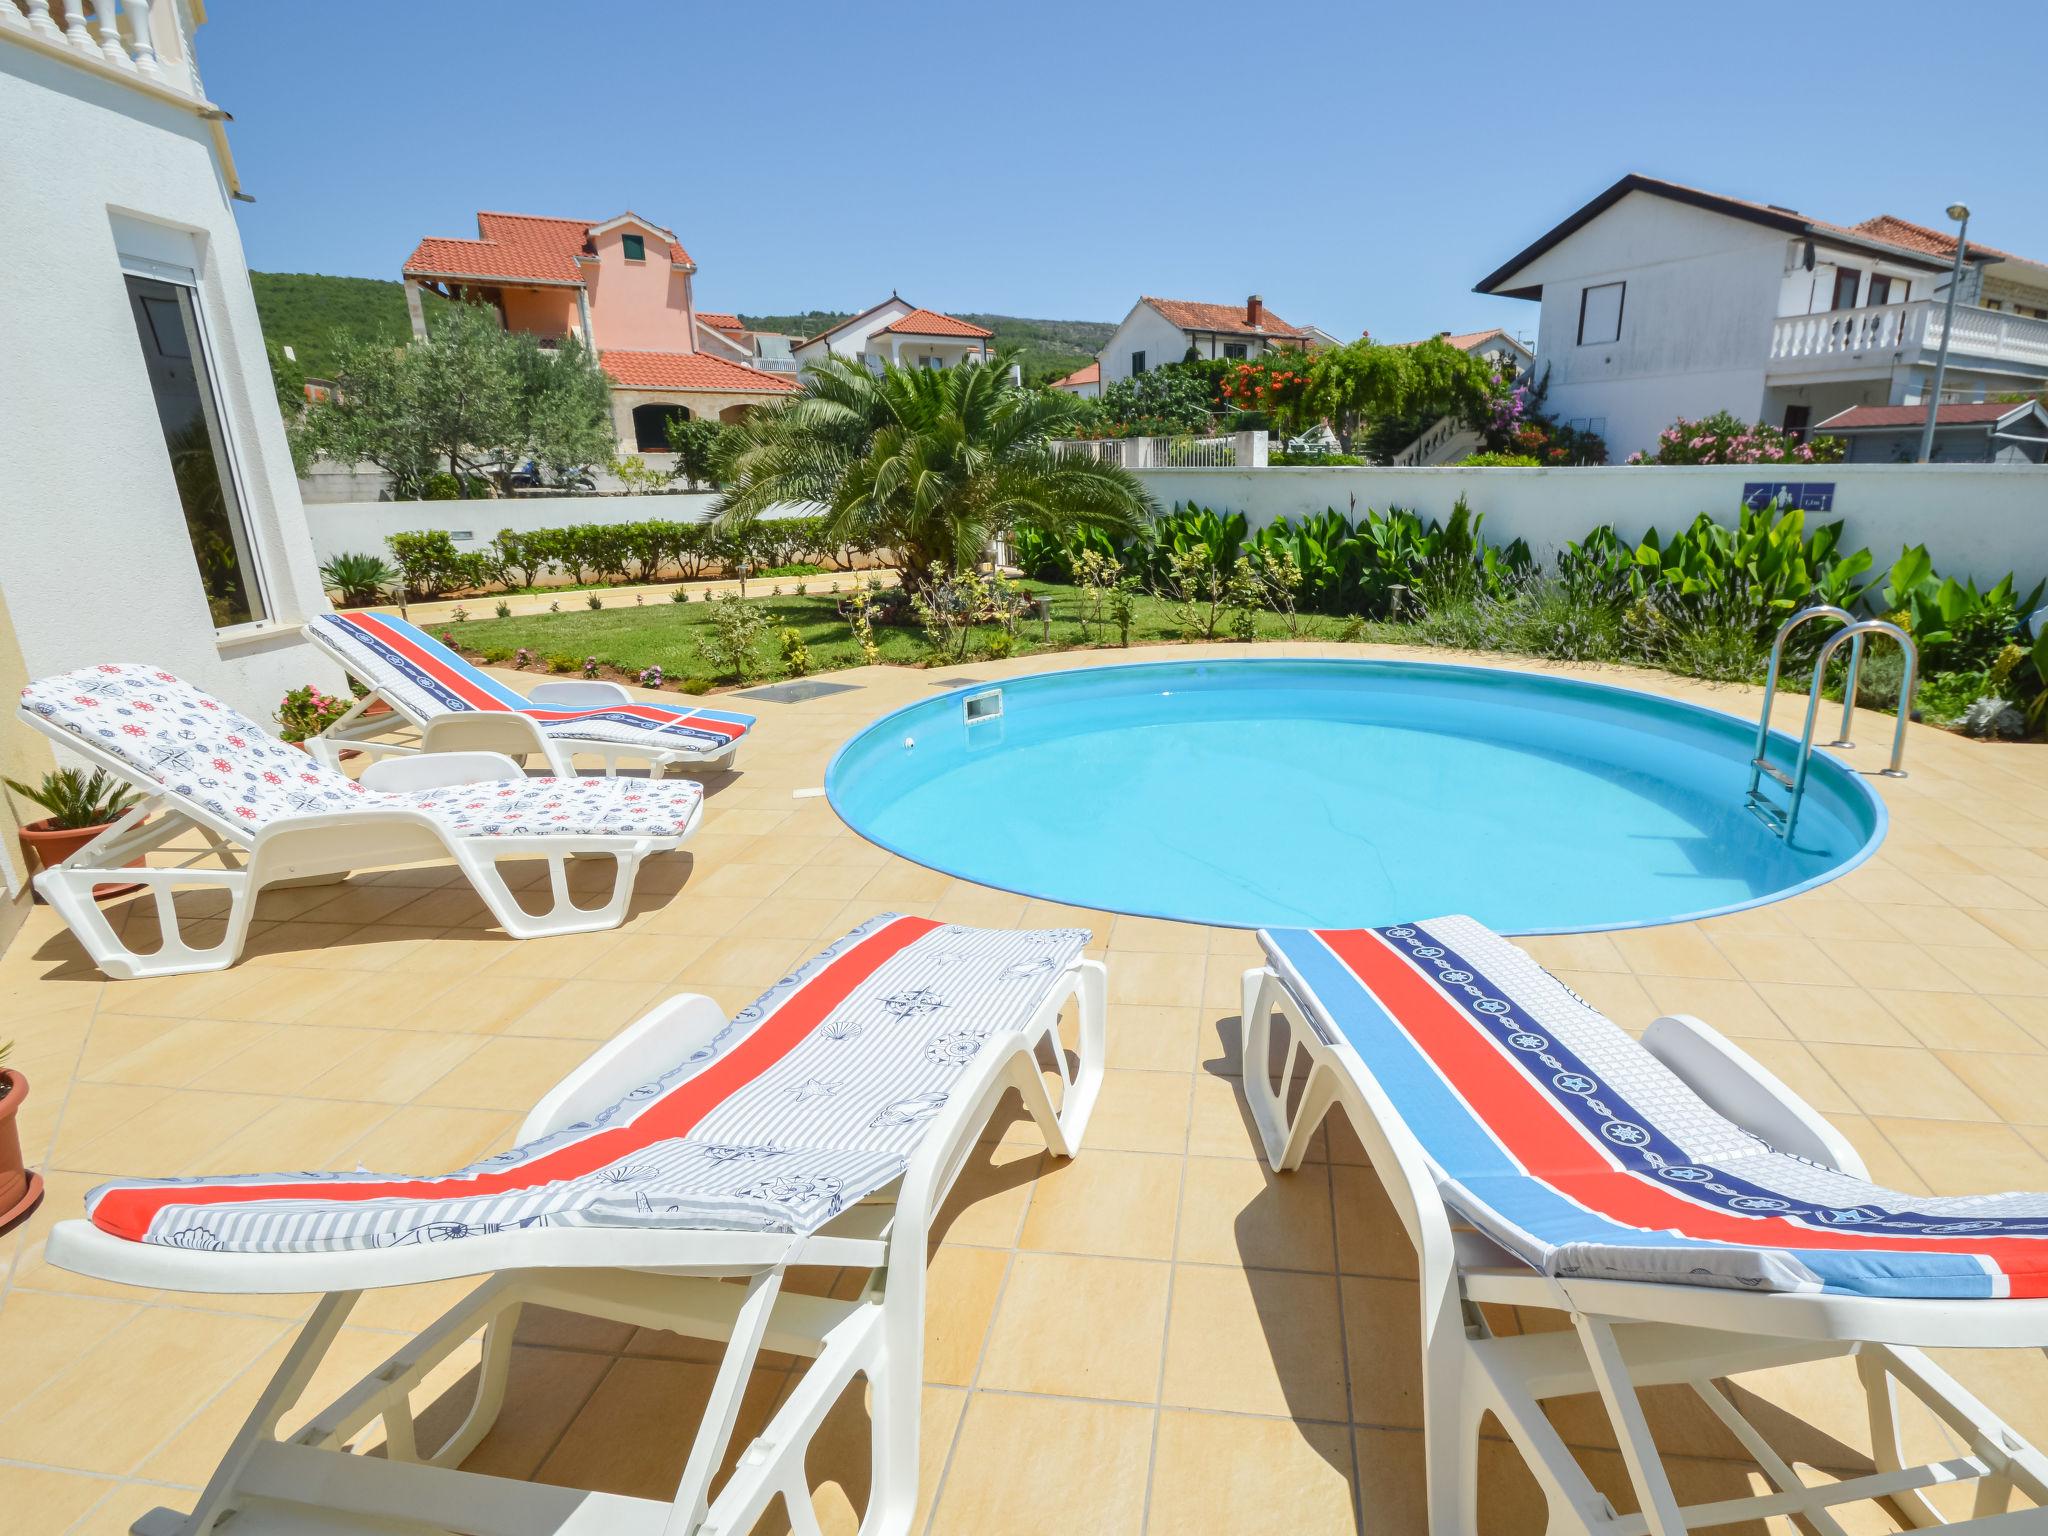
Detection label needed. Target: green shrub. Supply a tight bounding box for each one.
[1454,452,1541,467]
[698,595,772,683]
[385,530,463,599]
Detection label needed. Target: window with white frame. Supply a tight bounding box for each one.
[1576,282,1624,345]
[125,274,268,628]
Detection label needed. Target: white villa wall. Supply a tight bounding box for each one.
[1132,465,2048,588]
[0,44,336,725]
[1512,192,1791,458]
[306,493,724,565]
[1097,304,1223,386]
[792,298,913,366]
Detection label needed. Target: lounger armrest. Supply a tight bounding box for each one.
[1642,1014,1867,1177]
[519,993,732,1141]
[525,680,635,708]
[358,751,528,793]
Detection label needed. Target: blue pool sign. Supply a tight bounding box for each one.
[1742,481,1835,512]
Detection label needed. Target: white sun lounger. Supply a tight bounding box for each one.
[48,914,1106,1536]
[1244,915,2048,1534]
[18,664,703,979]
[304,611,755,777]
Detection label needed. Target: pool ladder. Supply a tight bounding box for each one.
[1746,606,1918,839]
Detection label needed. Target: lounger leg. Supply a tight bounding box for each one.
[670,1263,789,1533]
[421,1300,524,1469]
[1573,1312,1686,1536]
[1860,1343,2048,1526]
[39,867,255,980]
[456,843,652,940]
[176,1290,361,1535]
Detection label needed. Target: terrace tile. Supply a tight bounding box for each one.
[7,645,2048,1530]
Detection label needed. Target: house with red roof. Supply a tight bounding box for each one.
[1049,360,1101,399]
[1096,295,1322,390]
[788,296,994,373]
[1814,400,2048,465]
[1474,174,2048,460]
[402,210,796,456]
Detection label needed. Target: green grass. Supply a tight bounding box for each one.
[443,580,1333,686]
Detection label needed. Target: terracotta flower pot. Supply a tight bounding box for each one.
[0,1069,43,1233]
[18,816,144,900]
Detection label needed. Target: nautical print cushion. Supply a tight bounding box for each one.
[1261,916,2048,1299]
[310,613,753,754]
[86,914,1091,1253]
[385,776,699,839]
[22,663,372,827]
[21,664,699,841]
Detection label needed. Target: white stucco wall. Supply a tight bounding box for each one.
[306,493,726,565]
[0,44,336,722]
[1509,192,1796,459]
[791,297,914,368]
[1132,465,2048,588]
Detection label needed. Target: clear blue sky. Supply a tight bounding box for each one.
[207,0,2045,345]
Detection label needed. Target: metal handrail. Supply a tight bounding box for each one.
[1747,606,1918,840]
[1744,606,1859,811]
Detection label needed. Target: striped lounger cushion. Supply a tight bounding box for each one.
[87,915,1088,1253]
[311,612,754,755]
[1262,916,2048,1299]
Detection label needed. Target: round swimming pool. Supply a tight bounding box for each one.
[826,659,1886,933]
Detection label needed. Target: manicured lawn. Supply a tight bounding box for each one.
[442,580,1340,687]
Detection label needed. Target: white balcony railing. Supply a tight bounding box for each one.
[1770,300,2048,373]
[1053,431,1269,469]
[2,0,202,99]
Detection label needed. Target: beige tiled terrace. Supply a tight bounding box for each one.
[5,642,2048,1533]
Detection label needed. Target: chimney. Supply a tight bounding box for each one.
[1246,294,1263,328]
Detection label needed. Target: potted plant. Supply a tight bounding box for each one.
[5,767,143,897]
[274,684,353,750]
[0,1040,40,1231]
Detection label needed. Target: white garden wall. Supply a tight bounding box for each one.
[306,493,724,565]
[1132,465,2048,588]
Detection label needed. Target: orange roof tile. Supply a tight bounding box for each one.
[1143,296,1307,340]
[877,307,993,338]
[1394,327,1519,352]
[696,311,745,330]
[1052,361,1100,388]
[404,211,691,286]
[1814,401,2031,431]
[1845,215,2025,267]
[599,350,798,393]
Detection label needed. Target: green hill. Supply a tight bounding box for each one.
[249,271,454,378]
[249,273,1111,387]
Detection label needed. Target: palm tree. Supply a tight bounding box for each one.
[715,350,1153,588]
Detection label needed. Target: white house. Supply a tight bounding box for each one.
[790,295,993,371]
[1382,328,1541,466]
[1097,295,1315,387]
[1049,360,1100,398]
[1473,173,2048,460]
[1,0,336,911]
[1397,326,1534,379]
[1815,400,2048,465]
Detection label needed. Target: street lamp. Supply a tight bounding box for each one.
[1916,202,1971,464]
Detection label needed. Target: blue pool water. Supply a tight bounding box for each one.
[826,659,1886,933]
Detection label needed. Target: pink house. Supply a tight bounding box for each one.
[402,210,795,455]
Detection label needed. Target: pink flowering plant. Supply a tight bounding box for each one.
[1627,411,1844,466]
[273,684,352,743]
